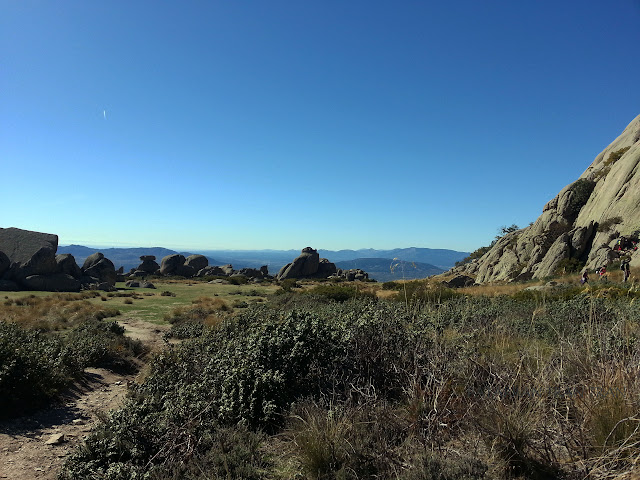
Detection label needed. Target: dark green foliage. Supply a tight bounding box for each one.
[455,245,492,266]
[279,278,300,292]
[305,284,376,302]
[228,275,249,285]
[0,318,145,419]
[382,281,403,290]
[555,257,585,274]
[0,322,76,417]
[567,178,595,216]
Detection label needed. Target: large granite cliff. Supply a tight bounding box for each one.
[451,114,640,283]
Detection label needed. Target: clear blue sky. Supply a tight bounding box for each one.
[2,1,639,252]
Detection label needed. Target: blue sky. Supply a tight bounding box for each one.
[2,1,639,252]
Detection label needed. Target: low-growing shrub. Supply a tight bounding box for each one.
[597,216,623,232]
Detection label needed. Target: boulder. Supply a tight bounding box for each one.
[159,254,186,275]
[175,264,196,277]
[277,247,321,280]
[220,264,235,275]
[196,266,226,277]
[82,253,117,286]
[136,258,160,274]
[317,258,337,277]
[21,274,81,292]
[184,254,208,272]
[56,254,81,278]
[125,280,140,288]
[82,252,105,270]
[140,255,156,262]
[140,281,155,289]
[0,227,58,280]
[238,267,263,278]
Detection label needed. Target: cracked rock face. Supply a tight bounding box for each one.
[454,114,640,283]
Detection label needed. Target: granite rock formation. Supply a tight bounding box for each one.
[451,114,640,283]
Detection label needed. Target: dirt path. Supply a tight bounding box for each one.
[0,318,168,480]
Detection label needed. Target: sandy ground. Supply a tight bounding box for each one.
[0,317,168,480]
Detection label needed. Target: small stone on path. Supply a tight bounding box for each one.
[44,434,65,445]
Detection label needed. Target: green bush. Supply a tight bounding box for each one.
[597,216,623,232]
[0,317,145,419]
[567,178,595,216]
[0,321,76,417]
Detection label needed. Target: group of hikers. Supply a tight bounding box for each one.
[614,235,639,252]
[579,235,636,285]
[581,261,631,284]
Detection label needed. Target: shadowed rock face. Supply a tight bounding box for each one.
[0,227,58,280]
[81,252,117,286]
[452,114,640,283]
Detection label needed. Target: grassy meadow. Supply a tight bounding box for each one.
[2,272,640,479]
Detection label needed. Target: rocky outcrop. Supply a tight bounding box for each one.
[82,253,117,286]
[276,248,363,281]
[277,248,333,280]
[136,255,160,275]
[333,268,369,281]
[0,228,119,291]
[453,114,640,283]
[0,227,58,280]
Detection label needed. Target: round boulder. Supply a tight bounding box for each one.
[56,254,82,278]
[160,254,186,275]
[185,254,208,272]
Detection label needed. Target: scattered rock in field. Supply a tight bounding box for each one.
[44,434,65,445]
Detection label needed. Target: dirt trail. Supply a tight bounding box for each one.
[0,317,168,480]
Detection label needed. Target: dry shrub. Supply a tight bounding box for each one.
[0,293,119,331]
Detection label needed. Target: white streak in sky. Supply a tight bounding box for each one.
[103,110,106,119]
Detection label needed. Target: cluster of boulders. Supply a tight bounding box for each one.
[332,268,369,282]
[0,227,117,292]
[128,254,270,282]
[276,247,370,281]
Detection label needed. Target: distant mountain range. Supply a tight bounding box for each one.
[335,258,445,282]
[58,245,469,279]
